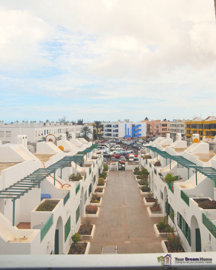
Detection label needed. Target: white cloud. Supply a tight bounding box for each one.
[0,0,215,120]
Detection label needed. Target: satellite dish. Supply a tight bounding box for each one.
[46,134,56,144]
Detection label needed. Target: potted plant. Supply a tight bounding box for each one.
[154,217,174,237]
[138,179,148,186]
[103,164,108,172]
[85,204,99,217]
[140,185,150,192]
[164,173,177,184]
[97,178,105,186]
[154,160,161,167]
[99,171,107,179]
[165,234,184,252]
[69,173,82,181]
[150,201,161,212]
[68,233,89,254]
[90,194,101,204]
[78,220,95,238]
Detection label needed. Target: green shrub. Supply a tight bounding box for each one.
[164,173,177,184]
[138,179,148,186]
[141,168,149,176]
[103,164,108,171]
[167,234,184,252]
[137,174,148,180]
[98,178,105,186]
[69,173,82,181]
[134,167,140,175]
[100,171,107,178]
[157,218,174,233]
[141,186,150,192]
[91,194,100,203]
[72,233,81,245]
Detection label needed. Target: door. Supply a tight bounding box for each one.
[55,229,59,254]
[195,228,201,252]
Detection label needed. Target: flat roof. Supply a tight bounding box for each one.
[34,154,54,162]
[0,162,20,172]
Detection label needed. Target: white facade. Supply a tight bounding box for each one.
[141,136,216,252]
[0,139,103,254]
[0,121,93,144]
[102,121,146,139]
[170,120,186,140]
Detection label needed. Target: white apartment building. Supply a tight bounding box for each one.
[170,120,186,140]
[102,121,146,139]
[0,138,103,254]
[141,134,216,252]
[0,121,93,144]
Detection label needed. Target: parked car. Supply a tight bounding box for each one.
[128,156,134,162]
[103,152,110,158]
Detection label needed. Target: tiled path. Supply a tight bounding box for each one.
[87,170,163,254]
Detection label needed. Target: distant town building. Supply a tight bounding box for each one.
[142,119,170,138]
[102,120,146,139]
[0,121,93,144]
[185,116,216,141]
[170,120,186,140]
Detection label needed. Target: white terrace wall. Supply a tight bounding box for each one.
[184,177,214,199]
[40,178,70,199]
[0,159,41,190]
[142,148,216,252]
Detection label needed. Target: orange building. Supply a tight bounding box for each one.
[142,119,170,137]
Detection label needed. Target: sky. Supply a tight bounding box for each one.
[0,0,215,123]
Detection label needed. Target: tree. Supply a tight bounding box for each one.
[77,119,84,125]
[66,131,72,140]
[81,126,92,141]
[94,121,102,140]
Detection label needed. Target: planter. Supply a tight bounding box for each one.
[67,241,90,255]
[78,224,96,239]
[140,190,151,196]
[97,183,106,189]
[161,240,184,253]
[161,240,168,253]
[153,224,174,238]
[147,207,164,218]
[90,197,103,207]
[36,199,60,212]
[143,197,155,206]
[95,188,105,196]
[193,198,216,209]
[85,207,100,218]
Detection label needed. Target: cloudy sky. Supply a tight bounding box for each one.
[0,0,215,122]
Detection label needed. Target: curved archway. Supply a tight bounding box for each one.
[190,215,201,252]
[54,216,63,254]
[80,187,84,217]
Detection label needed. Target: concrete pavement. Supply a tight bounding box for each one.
[88,170,163,254]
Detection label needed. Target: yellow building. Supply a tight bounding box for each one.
[185,116,216,140]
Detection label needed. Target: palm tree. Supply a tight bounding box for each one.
[66,131,72,140]
[81,126,92,141]
[94,121,102,140]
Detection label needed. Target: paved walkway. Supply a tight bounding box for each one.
[88,170,163,254]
